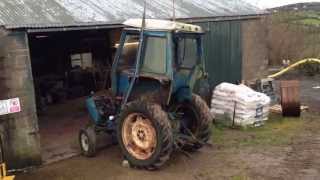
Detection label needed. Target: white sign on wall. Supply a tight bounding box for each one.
[0,98,21,116]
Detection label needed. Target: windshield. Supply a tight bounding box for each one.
[117,34,167,74]
[176,37,199,69]
[142,36,167,74]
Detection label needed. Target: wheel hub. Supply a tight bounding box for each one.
[122,113,157,160]
[80,133,89,152]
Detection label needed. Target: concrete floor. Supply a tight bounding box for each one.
[38,98,90,164]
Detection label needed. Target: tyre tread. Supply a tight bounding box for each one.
[118,100,173,170]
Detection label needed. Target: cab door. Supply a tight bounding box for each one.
[172,35,204,101]
[111,31,140,96]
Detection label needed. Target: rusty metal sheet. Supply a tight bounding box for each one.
[280,80,301,117]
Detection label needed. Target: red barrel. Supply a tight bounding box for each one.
[280,80,301,117]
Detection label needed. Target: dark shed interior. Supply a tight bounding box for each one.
[27,28,121,163]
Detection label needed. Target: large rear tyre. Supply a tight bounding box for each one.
[79,124,97,157]
[117,101,173,170]
[172,94,212,152]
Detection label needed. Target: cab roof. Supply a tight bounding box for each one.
[123,19,204,33]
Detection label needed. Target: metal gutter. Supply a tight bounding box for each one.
[26,24,124,33]
[179,14,268,23]
[24,14,268,33]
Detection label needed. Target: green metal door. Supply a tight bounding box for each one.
[194,21,242,88]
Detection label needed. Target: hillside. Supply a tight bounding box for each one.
[270,2,320,26]
[266,2,320,65]
[270,2,320,11]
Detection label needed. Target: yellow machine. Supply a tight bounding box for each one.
[0,163,14,180]
[0,136,14,180]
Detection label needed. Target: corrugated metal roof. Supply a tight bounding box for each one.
[0,0,265,29]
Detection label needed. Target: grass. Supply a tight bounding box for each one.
[273,10,320,26]
[231,175,250,180]
[212,113,305,148]
[296,18,320,26]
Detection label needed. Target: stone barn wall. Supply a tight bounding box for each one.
[0,28,41,169]
[242,18,269,81]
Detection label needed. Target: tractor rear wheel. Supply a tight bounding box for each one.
[172,94,212,152]
[117,101,173,170]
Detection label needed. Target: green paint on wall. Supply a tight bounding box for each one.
[194,21,242,88]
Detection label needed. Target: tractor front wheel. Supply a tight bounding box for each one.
[79,124,97,157]
[117,101,173,170]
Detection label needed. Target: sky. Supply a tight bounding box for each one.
[244,0,320,9]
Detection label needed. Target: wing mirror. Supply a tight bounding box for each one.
[204,72,209,79]
[202,71,209,79]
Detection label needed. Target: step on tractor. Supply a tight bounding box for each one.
[79,18,213,170]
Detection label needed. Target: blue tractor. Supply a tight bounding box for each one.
[79,19,212,170]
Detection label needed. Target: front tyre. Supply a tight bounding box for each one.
[79,124,97,157]
[117,101,173,170]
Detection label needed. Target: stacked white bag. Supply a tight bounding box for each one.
[211,83,271,127]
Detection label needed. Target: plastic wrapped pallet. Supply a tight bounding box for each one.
[211,83,271,127]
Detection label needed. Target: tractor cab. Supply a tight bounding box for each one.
[112,19,206,105]
[80,19,212,170]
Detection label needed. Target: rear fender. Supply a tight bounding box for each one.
[173,87,192,103]
[129,77,171,105]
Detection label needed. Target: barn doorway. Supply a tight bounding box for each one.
[27,28,121,164]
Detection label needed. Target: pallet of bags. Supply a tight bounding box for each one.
[211,83,271,127]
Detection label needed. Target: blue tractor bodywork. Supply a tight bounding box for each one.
[79,20,212,170]
[86,94,117,131]
[86,28,207,131]
[86,97,101,124]
[112,29,205,105]
[80,22,212,168]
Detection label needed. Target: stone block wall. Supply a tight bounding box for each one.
[242,18,269,81]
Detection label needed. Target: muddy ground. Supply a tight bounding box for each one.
[16,75,320,180]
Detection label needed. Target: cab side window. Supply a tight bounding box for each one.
[118,35,139,70]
